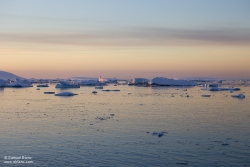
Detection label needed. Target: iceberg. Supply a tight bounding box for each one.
[0,71,32,87]
[0,79,5,87]
[5,78,33,87]
[98,76,117,84]
[55,92,78,96]
[205,83,218,87]
[55,80,80,88]
[150,77,197,86]
[37,84,49,87]
[129,78,149,85]
[80,79,106,86]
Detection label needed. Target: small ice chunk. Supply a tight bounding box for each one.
[152,131,167,137]
[202,94,211,97]
[152,132,158,135]
[92,91,98,94]
[44,92,55,94]
[102,89,120,91]
[231,94,245,99]
[158,132,164,137]
[176,162,189,165]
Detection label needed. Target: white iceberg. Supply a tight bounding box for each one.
[98,76,117,84]
[5,78,33,87]
[150,77,197,86]
[129,78,149,85]
[0,71,32,87]
[55,92,78,96]
[55,80,80,88]
[80,79,106,86]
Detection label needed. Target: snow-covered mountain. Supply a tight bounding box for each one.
[0,70,24,80]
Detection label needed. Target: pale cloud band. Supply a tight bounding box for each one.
[1,27,250,46]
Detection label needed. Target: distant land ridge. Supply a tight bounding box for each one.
[0,70,24,80]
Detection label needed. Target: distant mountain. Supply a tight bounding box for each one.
[174,77,223,81]
[69,77,98,80]
[0,70,24,80]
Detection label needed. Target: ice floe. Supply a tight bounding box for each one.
[102,89,120,92]
[231,94,245,99]
[202,94,211,97]
[55,92,78,96]
[44,92,55,94]
[202,87,240,91]
[152,131,168,137]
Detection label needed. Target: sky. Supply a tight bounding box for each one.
[0,0,250,79]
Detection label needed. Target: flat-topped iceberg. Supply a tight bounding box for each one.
[55,80,80,88]
[80,79,106,86]
[150,77,197,86]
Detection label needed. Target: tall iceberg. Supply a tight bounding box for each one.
[130,78,149,85]
[98,76,117,84]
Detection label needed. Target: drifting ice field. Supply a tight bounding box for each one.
[0,84,250,166]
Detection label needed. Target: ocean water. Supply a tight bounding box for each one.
[0,84,250,167]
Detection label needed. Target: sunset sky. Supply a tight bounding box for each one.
[1,0,250,79]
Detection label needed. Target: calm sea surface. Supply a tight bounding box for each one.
[0,84,250,166]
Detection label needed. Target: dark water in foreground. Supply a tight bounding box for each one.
[0,84,250,166]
